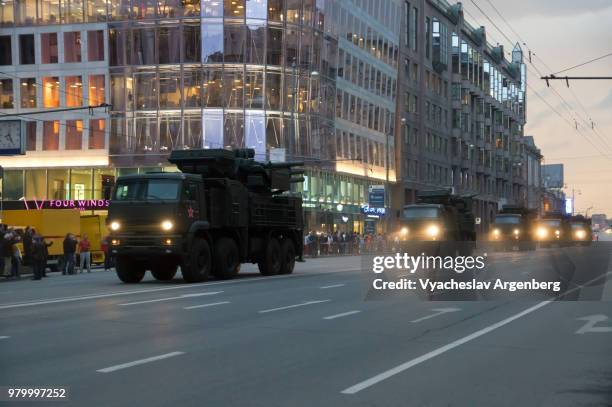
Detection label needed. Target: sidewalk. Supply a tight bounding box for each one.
[1,264,107,282]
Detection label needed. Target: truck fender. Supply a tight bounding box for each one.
[187,221,211,250]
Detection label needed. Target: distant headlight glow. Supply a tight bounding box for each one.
[426,224,440,238]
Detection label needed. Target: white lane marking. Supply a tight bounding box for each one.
[341,270,612,395]
[323,310,361,320]
[410,308,461,323]
[97,352,184,373]
[0,267,363,310]
[575,315,612,334]
[341,301,551,394]
[118,291,223,306]
[184,301,231,310]
[321,284,345,289]
[259,300,331,314]
[0,336,10,340]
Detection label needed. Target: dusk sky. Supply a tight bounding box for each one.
[462,0,612,216]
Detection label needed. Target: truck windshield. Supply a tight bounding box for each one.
[571,222,586,229]
[114,179,181,201]
[541,219,561,227]
[402,207,440,219]
[494,215,520,224]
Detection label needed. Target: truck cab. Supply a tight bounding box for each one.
[108,173,207,282]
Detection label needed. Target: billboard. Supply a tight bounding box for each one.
[0,120,26,155]
[542,164,564,188]
[368,185,385,208]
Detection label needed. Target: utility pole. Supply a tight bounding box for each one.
[289,58,297,161]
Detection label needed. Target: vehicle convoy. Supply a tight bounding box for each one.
[398,190,476,255]
[107,148,304,283]
[489,205,537,251]
[569,214,592,245]
[535,211,571,246]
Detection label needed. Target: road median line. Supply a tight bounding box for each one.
[97,352,185,373]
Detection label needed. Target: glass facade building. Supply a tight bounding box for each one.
[0,0,532,233]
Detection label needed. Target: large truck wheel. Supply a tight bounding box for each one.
[151,261,178,281]
[182,238,211,283]
[258,237,282,276]
[280,239,296,275]
[116,256,146,283]
[212,237,240,280]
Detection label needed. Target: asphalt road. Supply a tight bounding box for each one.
[1,245,612,407]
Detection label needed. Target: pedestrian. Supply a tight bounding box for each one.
[8,230,22,279]
[63,233,77,275]
[30,235,46,280]
[0,224,7,277]
[101,235,112,271]
[78,234,92,273]
[22,226,33,267]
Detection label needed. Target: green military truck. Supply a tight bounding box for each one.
[107,148,304,283]
[398,189,476,255]
[489,205,537,251]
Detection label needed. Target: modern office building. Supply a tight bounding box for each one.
[0,0,533,233]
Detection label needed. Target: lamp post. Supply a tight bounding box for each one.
[289,58,297,160]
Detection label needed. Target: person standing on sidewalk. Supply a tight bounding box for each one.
[30,235,46,280]
[63,233,77,275]
[8,229,22,279]
[78,234,91,273]
[101,235,113,271]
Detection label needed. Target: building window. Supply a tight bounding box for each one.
[425,16,430,59]
[0,36,11,65]
[158,26,181,64]
[41,33,58,64]
[88,75,105,105]
[42,77,59,107]
[65,76,83,106]
[39,0,60,23]
[410,7,417,51]
[64,32,82,63]
[26,121,36,151]
[20,78,36,108]
[43,120,59,150]
[19,34,35,64]
[202,0,222,16]
[0,0,15,26]
[0,78,13,108]
[87,0,107,21]
[202,24,223,63]
[224,0,244,17]
[183,24,200,62]
[65,120,83,150]
[16,0,36,25]
[64,0,84,22]
[87,30,104,61]
[89,119,105,149]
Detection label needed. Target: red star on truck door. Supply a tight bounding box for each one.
[187,206,194,218]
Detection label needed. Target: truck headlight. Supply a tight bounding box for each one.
[400,227,409,236]
[555,229,560,237]
[110,221,120,231]
[513,229,520,236]
[161,220,174,231]
[536,227,548,239]
[426,224,440,239]
[493,228,500,236]
[576,230,586,239]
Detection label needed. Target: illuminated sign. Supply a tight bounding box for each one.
[22,199,110,211]
[361,205,386,217]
